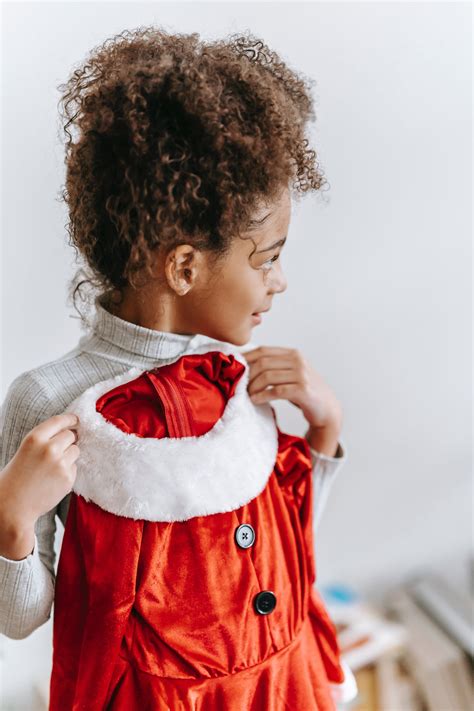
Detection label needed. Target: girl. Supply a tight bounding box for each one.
[0,27,357,709]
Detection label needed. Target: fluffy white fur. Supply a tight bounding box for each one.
[65,344,279,522]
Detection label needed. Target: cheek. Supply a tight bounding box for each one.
[245,268,266,296]
[213,273,252,312]
[212,259,266,313]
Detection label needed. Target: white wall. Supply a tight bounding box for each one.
[1,1,471,707]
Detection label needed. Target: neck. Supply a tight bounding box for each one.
[107,288,195,336]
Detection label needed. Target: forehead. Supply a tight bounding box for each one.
[248,188,291,225]
[242,189,291,250]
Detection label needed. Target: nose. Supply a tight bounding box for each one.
[268,260,287,295]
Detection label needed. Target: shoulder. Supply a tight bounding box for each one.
[1,367,52,422]
[1,343,83,418]
[0,344,97,468]
[1,340,117,421]
[0,369,52,468]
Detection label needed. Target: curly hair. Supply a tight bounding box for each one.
[56,25,328,321]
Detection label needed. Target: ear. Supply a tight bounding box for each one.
[165,244,203,295]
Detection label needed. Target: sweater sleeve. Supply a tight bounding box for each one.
[310,438,347,533]
[0,372,58,639]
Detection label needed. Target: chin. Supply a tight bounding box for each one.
[221,334,248,347]
[217,328,251,348]
[209,320,253,348]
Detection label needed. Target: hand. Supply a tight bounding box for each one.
[242,346,343,431]
[0,413,81,530]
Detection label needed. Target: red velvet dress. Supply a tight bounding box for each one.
[49,347,348,710]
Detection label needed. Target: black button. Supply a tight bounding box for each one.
[254,590,277,615]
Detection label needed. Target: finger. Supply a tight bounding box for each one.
[247,356,297,387]
[240,347,259,359]
[33,413,80,440]
[50,427,79,451]
[250,383,298,403]
[243,346,292,363]
[248,368,296,395]
[62,443,80,466]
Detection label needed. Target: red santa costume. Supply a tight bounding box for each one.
[49,341,356,710]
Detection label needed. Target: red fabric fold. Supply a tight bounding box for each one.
[95,351,245,438]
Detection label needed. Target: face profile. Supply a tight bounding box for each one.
[108,185,291,346]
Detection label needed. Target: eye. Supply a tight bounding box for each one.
[261,253,280,270]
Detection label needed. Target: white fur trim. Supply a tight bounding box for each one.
[330,660,358,703]
[64,346,279,522]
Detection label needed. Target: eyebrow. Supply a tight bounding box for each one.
[256,236,287,253]
[248,210,272,227]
